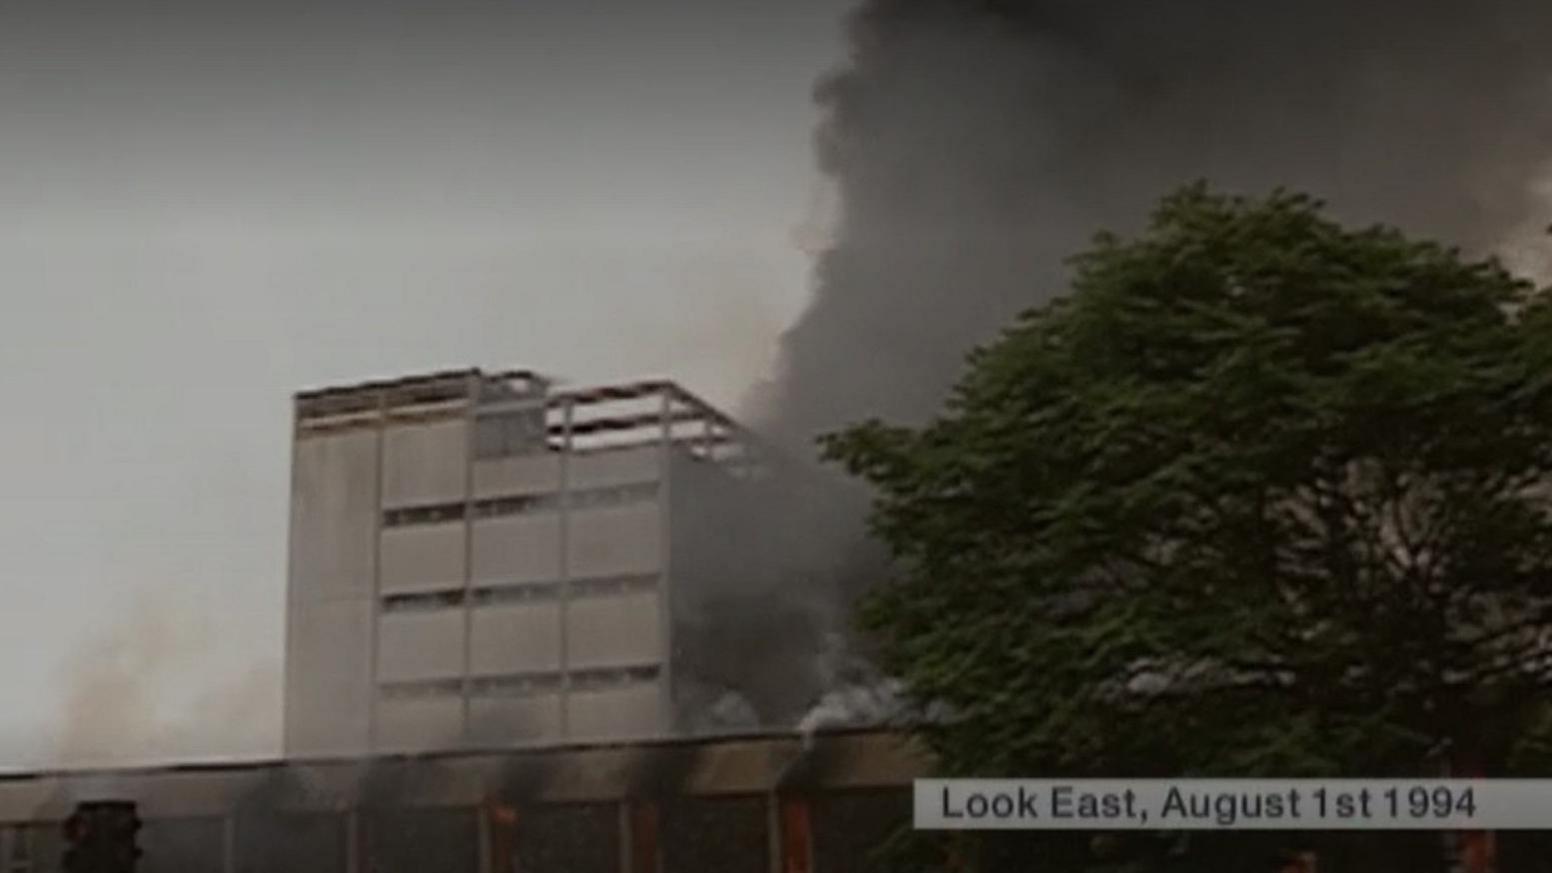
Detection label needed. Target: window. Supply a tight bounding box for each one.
[570,574,657,599]
[380,678,463,699]
[382,589,465,613]
[464,482,655,523]
[471,494,554,519]
[470,582,559,606]
[569,664,660,691]
[465,575,655,606]
[567,482,658,509]
[383,502,466,527]
[468,671,563,698]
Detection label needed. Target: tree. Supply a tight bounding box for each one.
[823,186,1552,871]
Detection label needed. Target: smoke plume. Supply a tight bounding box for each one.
[757,0,1552,448]
[54,590,280,768]
[747,0,1552,730]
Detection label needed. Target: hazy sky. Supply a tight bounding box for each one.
[0,0,850,768]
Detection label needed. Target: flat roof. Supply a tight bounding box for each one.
[0,728,929,819]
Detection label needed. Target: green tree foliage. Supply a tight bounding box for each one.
[823,186,1552,871]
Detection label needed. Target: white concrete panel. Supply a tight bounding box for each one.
[379,522,466,594]
[470,603,562,675]
[568,446,661,490]
[286,673,375,758]
[471,515,562,583]
[567,504,662,579]
[566,684,661,741]
[289,429,380,602]
[377,611,466,682]
[382,419,469,507]
[566,592,661,669]
[468,695,563,745]
[284,597,374,756]
[375,697,465,753]
[288,597,375,686]
[472,454,562,498]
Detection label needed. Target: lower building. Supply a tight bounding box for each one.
[0,729,924,873]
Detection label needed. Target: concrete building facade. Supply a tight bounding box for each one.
[284,369,773,758]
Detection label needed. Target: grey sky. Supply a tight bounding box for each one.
[0,0,850,768]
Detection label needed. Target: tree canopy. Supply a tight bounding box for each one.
[823,186,1552,871]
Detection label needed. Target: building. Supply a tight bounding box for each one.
[285,369,815,759]
[0,729,925,873]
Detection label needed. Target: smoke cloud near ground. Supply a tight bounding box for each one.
[748,0,1552,728]
[1503,163,1552,284]
[54,591,280,768]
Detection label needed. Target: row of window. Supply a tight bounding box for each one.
[382,481,659,528]
[379,664,661,700]
[380,574,659,613]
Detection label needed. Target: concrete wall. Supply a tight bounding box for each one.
[379,522,465,594]
[473,453,561,498]
[286,600,376,754]
[285,429,380,757]
[376,697,465,753]
[470,603,562,674]
[377,611,465,682]
[382,420,467,507]
[568,445,659,490]
[566,684,661,742]
[468,694,563,745]
[471,515,561,584]
[566,593,660,669]
[288,430,382,601]
[568,504,661,579]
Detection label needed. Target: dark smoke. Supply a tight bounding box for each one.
[759,0,1552,447]
[743,0,1552,728]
